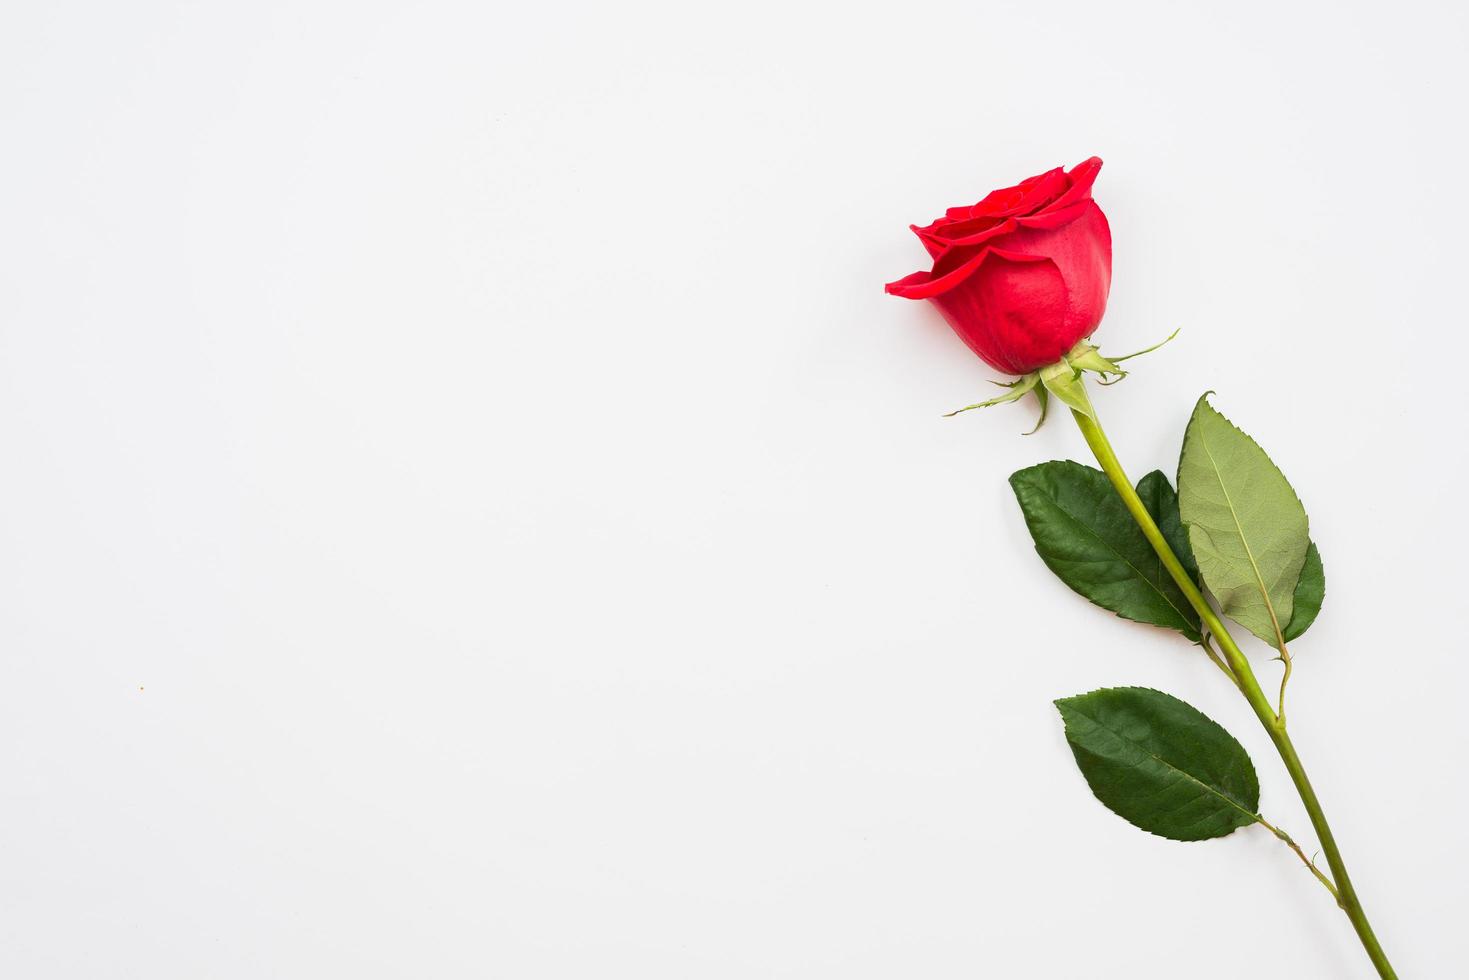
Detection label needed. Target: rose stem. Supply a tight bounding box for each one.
[1065,390,1397,980]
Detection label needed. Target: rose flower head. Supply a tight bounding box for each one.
[887,157,1112,376]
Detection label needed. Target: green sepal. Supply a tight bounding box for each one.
[1022,383,1050,435]
[1110,327,1181,364]
[1038,359,1094,418]
[943,373,1039,418]
[943,328,1179,431]
[1066,344,1126,379]
[1059,329,1180,389]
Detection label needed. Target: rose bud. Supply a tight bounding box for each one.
[887,157,1112,376]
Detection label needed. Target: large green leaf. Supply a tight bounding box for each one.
[1055,687,1260,841]
[1010,461,1200,641]
[1177,396,1310,649]
[1283,541,1325,642]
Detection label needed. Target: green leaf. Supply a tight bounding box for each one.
[1283,541,1325,642]
[1010,462,1200,641]
[1055,687,1260,841]
[1136,469,1200,588]
[1177,396,1310,649]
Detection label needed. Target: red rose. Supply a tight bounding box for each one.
[887,157,1112,375]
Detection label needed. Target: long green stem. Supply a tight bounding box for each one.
[1067,401,1397,980]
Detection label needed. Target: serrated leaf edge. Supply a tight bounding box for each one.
[1282,540,1325,642]
[1011,461,1201,641]
[1054,686,1262,842]
[1178,394,1311,649]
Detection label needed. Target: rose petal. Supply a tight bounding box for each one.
[1015,201,1090,231]
[965,168,1068,219]
[884,269,936,297]
[931,254,1073,374]
[887,245,1049,300]
[925,216,1018,250]
[910,224,950,260]
[885,251,989,299]
[1040,156,1103,215]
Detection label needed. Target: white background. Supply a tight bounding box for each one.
[2,1,1465,977]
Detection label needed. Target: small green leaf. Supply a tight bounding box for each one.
[1010,462,1200,641]
[1177,395,1310,649]
[1055,687,1260,841]
[1136,469,1200,588]
[1283,541,1325,642]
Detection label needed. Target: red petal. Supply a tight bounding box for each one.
[1040,156,1103,215]
[887,246,1050,300]
[884,269,936,297]
[925,216,1018,249]
[1015,201,1090,231]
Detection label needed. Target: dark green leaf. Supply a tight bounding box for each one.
[1136,469,1200,587]
[1283,541,1325,642]
[1055,687,1260,841]
[1010,461,1200,641]
[1177,396,1310,649]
